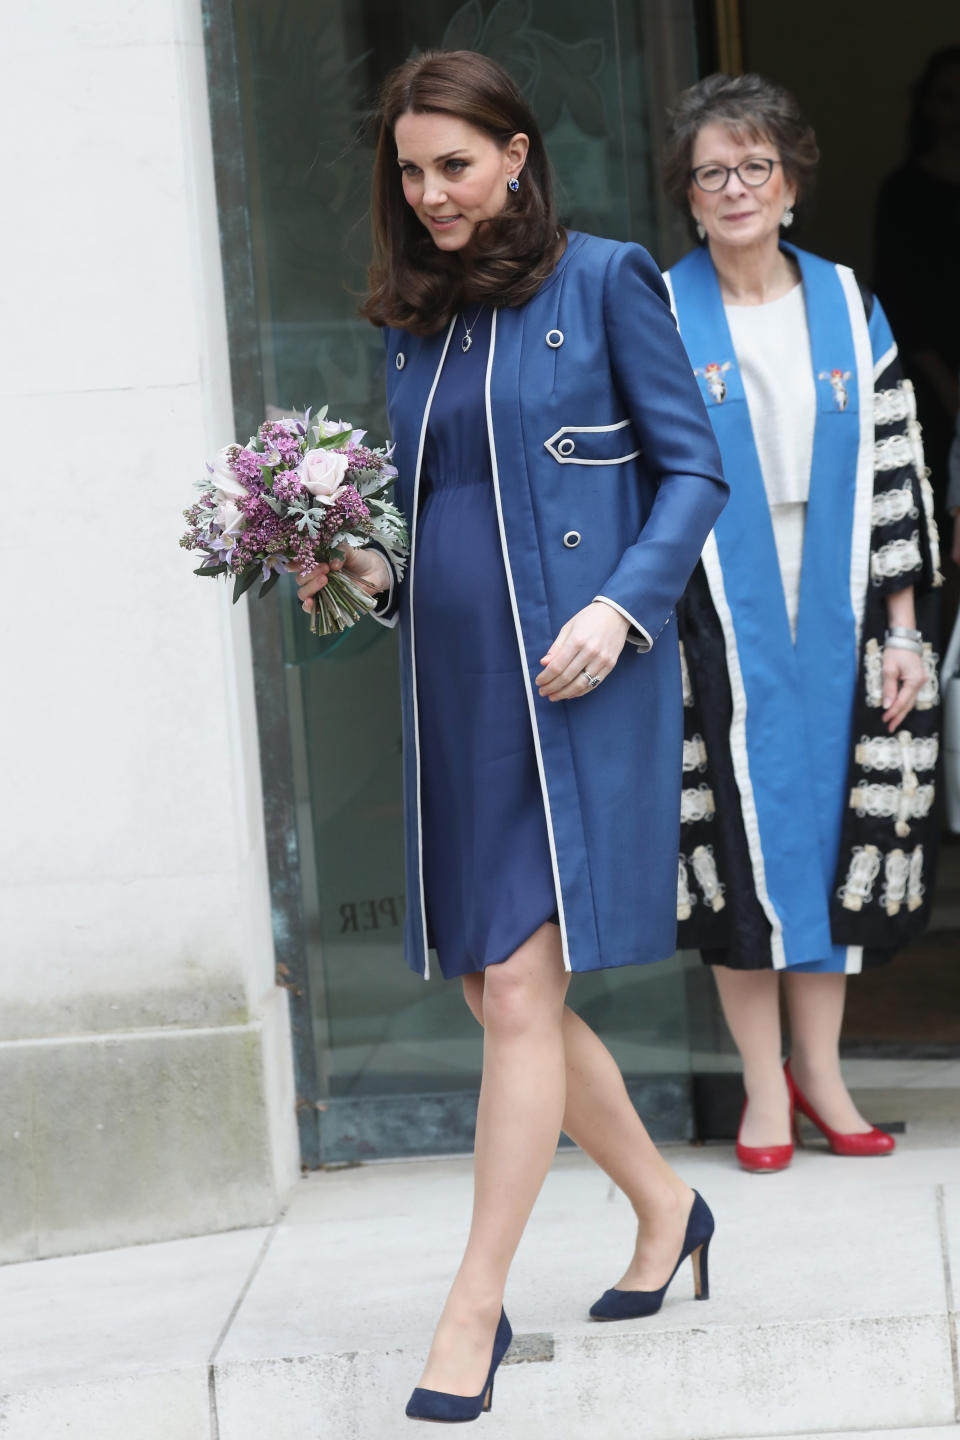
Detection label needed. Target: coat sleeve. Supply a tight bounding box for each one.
[869,296,943,595]
[594,244,729,650]
[368,543,400,628]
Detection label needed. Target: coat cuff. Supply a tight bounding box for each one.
[593,595,653,652]
[369,545,399,628]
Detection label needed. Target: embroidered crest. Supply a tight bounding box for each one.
[679,641,694,708]
[818,368,852,411]
[680,784,716,825]
[694,361,732,403]
[677,856,696,921]
[691,844,726,912]
[880,848,910,915]
[849,779,935,838]
[838,844,881,911]
[682,735,708,772]
[908,845,925,911]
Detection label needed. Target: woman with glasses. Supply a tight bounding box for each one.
[661,73,942,1172]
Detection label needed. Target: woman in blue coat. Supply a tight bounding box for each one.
[298,50,728,1424]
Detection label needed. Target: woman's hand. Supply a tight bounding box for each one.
[536,602,630,701]
[882,645,927,732]
[297,547,391,614]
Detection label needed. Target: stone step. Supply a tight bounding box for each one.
[1,1143,959,1438]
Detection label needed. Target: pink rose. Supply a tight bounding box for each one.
[210,445,249,501]
[299,447,350,500]
[214,499,245,538]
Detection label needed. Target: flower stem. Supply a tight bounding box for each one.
[309,570,378,636]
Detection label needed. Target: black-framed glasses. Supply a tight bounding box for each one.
[691,158,781,192]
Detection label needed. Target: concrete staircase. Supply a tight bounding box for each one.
[2,1135,959,1438]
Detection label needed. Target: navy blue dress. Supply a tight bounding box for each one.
[413,308,557,979]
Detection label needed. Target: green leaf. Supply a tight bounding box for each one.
[309,430,347,450]
[194,562,228,578]
[258,570,281,600]
[232,565,260,604]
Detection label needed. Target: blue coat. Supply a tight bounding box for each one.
[378,231,728,978]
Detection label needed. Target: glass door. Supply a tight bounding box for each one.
[214,0,705,1162]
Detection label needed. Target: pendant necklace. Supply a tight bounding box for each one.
[459,304,484,353]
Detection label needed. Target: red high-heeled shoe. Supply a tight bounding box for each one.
[784,1059,895,1157]
[735,1095,794,1174]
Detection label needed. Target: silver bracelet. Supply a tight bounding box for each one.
[883,633,924,655]
[885,625,922,642]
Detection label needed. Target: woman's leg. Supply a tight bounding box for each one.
[418,921,569,1396]
[711,966,791,1145]
[783,971,872,1133]
[462,979,696,1292]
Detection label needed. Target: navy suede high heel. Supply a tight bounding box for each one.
[589,1191,714,1321]
[405,1309,513,1423]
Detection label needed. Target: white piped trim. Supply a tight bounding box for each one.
[593,595,653,651]
[845,946,864,974]
[484,313,572,973]
[370,552,399,629]
[873,340,898,381]
[407,318,457,979]
[838,265,875,655]
[700,532,788,968]
[543,419,640,466]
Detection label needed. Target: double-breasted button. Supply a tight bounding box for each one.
[395,352,405,371]
[557,437,576,457]
[546,329,564,348]
[563,530,581,548]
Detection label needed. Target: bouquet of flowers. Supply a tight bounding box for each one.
[180,408,406,635]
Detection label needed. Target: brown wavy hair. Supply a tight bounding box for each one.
[360,50,565,335]
[662,73,819,221]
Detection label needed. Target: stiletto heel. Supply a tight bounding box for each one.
[785,1059,894,1157]
[691,1237,710,1300]
[589,1191,715,1321]
[405,1309,512,1423]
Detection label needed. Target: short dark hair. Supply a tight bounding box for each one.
[662,72,819,213]
[360,50,565,335]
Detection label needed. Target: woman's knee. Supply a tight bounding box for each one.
[461,973,484,1025]
[482,957,566,1036]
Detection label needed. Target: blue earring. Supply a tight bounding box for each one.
[507,176,520,192]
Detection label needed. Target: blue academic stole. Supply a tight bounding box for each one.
[670,244,864,968]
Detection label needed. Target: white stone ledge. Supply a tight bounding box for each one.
[0,989,296,1263]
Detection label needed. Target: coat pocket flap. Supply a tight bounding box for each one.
[543,420,641,466]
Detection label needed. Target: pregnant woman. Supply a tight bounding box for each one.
[298,49,728,1423]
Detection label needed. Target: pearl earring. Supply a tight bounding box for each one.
[782,205,795,228]
[695,219,706,241]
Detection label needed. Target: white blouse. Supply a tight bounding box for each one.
[725,284,816,640]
